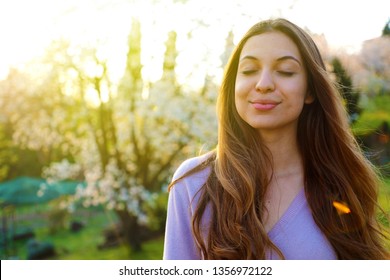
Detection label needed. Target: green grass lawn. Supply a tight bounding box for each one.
[1,207,164,260]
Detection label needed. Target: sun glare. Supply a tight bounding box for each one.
[333,201,351,215]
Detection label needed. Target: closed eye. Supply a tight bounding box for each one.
[277,71,295,77]
[241,70,257,75]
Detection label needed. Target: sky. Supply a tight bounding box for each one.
[0,0,389,85]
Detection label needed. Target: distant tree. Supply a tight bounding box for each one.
[332,57,362,123]
[220,30,235,68]
[359,36,390,96]
[382,19,390,36]
[0,69,59,180]
[0,123,15,181]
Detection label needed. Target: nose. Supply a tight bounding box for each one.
[255,70,275,93]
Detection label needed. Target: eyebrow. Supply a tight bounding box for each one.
[239,55,302,66]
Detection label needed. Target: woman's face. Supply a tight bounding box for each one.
[235,31,313,136]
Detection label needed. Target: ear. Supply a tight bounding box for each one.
[304,91,314,104]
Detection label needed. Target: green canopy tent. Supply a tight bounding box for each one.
[0,177,85,206]
[0,177,86,258]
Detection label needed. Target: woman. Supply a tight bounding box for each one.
[163,18,389,259]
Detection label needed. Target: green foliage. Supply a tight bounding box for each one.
[379,178,390,209]
[378,178,390,242]
[0,124,17,181]
[352,95,390,135]
[382,19,390,36]
[331,57,361,123]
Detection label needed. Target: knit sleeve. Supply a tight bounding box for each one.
[163,178,202,260]
[163,156,209,260]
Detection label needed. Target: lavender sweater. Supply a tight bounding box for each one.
[163,154,337,260]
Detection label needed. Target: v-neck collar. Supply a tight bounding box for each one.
[267,187,306,238]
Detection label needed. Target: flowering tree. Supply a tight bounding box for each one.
[0,68,66,180]
[357,36,390,96]
[2,18,218,251]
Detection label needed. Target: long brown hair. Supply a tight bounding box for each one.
[171,18,389,259]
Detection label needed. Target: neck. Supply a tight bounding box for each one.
[260,129,303,177]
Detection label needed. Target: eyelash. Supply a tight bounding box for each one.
[241,70,295,77]
[241,70,257,75]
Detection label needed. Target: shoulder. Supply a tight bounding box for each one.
[172,151,214,181]
[170,152,214,201]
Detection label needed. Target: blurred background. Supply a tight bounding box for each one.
[0,0,389,260]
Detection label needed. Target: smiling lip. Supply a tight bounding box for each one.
[250,100,280,110]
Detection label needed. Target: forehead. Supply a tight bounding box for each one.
[239,31,302,61]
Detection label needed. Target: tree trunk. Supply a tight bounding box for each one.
[115,209,142,252]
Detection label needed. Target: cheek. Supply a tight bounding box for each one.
[234,80,243,97]
[234,80,251,102]
[234,81,245,109]
[234,93,243,114]
[234,89,247,120]
[284,79,308,103]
